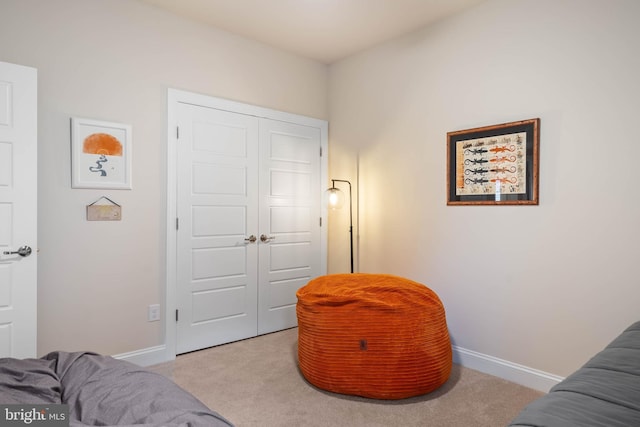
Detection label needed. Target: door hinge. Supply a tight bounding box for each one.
[320,217,322,227]
[320,146,323,157]
[176,126,180,139]
[175,309,179,322]
[176,217,179,230]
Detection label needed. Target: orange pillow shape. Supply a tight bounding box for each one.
[296,273,452,399]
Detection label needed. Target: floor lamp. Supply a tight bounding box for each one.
[325,179,353,273]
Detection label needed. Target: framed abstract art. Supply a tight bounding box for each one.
[71,117,132,189]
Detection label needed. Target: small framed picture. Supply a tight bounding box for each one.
[71,117,132,189]
[447,118,539,205]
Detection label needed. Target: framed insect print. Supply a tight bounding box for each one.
[447,118,539,205]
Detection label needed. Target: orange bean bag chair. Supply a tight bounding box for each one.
[296,273,452,399]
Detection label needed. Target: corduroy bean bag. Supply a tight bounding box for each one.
[296,273,452,399]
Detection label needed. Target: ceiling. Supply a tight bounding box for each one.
[138,0,485,64]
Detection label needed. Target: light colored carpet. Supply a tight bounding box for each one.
[150,328,542,427]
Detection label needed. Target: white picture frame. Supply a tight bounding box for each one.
[71,117,132,189]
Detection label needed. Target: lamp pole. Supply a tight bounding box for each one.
[331,179,353,273]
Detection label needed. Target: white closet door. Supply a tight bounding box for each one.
[258,118,322,335]
[170,89,326,355]
[176,103,259,354]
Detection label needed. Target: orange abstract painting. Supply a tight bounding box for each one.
[71,117,132,189]
[82,133,123,156]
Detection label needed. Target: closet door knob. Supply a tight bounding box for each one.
[244,235,257,243]
[260,234,275,243]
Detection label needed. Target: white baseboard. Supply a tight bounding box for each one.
[113,345,172,367]
[453,345,564,393]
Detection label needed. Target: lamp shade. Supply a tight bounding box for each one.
[325,187,345,209]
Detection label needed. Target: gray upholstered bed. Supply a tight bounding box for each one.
[509,321,640,427]
[0,351,233,426]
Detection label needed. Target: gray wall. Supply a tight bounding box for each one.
[328,0,640,378]
[0,0,328,356]
[3,0,638,384]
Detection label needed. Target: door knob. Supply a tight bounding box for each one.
[260,234,275,243]
[3,245,32,257]
[244,235,257,243]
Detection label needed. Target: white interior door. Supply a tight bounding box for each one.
[258,118,322,334]
[0,61,37,359]
[176,103,259,354]
[169,89,327,356]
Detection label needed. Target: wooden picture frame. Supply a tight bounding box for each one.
[71,117,132,189]
[447,118,539,205]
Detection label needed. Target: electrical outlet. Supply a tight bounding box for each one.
[148,304,160,322]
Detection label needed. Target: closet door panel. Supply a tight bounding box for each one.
[176,104,259,354]
[258,118,322,335]
[270,206,311,233]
